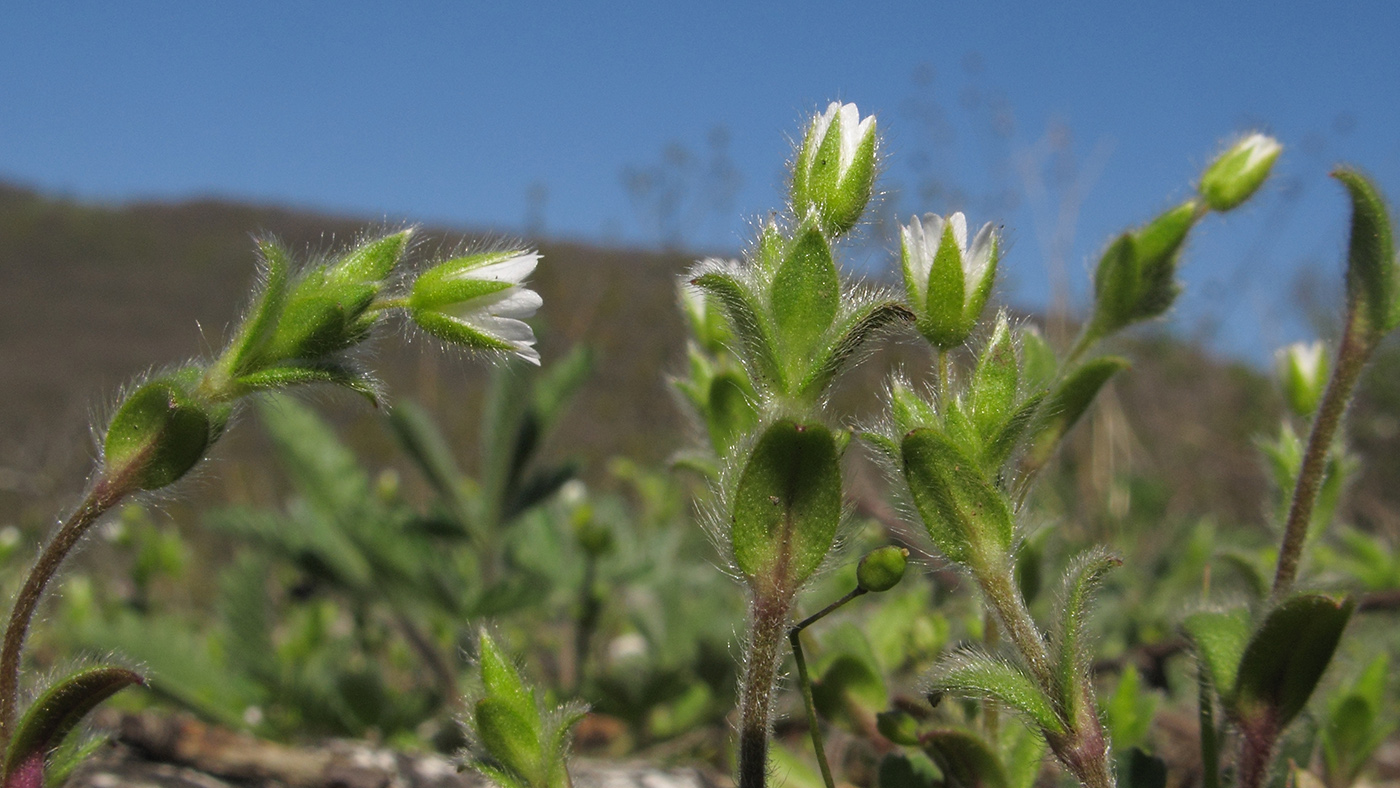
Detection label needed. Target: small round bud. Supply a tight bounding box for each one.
[1199,133,1281,212]
[857,546,909,593]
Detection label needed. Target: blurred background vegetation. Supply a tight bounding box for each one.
[3,176,1400,783]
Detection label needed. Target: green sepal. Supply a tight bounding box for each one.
[901,428,1013,565]
[3,666,142,783]
[1182,607,1251,705]
[259,276,380,362]
[921,221,972,349]
[1027,357,1130,466]
[771,224,839,372]
[411,308,524,355]
[1233,593,1355,730]
[928,650,1065,737]
[104,374,215,491]
[409,274,511,312]
[234,361,381,406]
[1088,201,1197,339]
[1051,549,1121,723]
[1199,135,1281,212]
[730,420,842,587]
[1335,169,1398,335]
[691,270,784,387]
[919,729,1010,788]
[326,230,410,288]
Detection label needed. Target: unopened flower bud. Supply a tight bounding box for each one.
[1277,341,1328,418]
[857,546,909,592]
[792,102,877,237]
[408,251,542,364]
[902,212,998,350]
[1199,134,1281,212]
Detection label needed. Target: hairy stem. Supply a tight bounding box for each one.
[0,473,130,748]
[973,559,1052,687]
[1271,316,1371,602]
[739,590,793,788]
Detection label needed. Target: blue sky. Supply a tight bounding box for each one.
[3,1,1398,362]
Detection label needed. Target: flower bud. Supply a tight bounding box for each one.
[103,371,224,491]
[1199,134,1281,212]
[1277,341,1328,418]
[791,102,877,237]
[408,250,542,364]
[1336,169,1399,336]
[857,546,909,592]
[258,232,410,363]
[902,213,998,350]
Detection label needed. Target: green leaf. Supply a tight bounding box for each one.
[1027,357,1129,466]
[4,667,142,782]
[1182,607,1251,704]
[731,420,842,587]
[799,299,913,399]
[478,632,539,728]
[386,400,465,503]
[474,697,545,786]
[878,753,941,788]
[1234,593,1355,729]
[970,316,1019,442]
[1104,666,1157,753]
[705,370,760,455]
[919,729,1010,788]
[813,624,887,732]
[771,225,839,368]
[1052,549,1121,722]
[1335,169,1398,334]
[929,649,1066,737]
[691,269,783,386]
[225,238,292,375]
[103,375,214,491]
[234,360,381,405]
[901,428,1013,565]
[876,711,922,747]
[983,391,1046,473]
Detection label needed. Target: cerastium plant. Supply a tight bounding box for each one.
[675,103,1354,788]
[0,231,543,788]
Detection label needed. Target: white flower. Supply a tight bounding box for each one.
[1200,133,1282,211]
[792,102,878,236]
[803,102,876,181]
[901,213,999,348]
[408,251,543,364]
[1277,340,1327,416]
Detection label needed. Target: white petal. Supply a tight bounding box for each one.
[948,212,968,253]
[471,314,538,345]
[461,252,538,284]
[919,213,946,247]
[965,222,997,284]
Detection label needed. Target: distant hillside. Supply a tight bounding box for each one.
[2,180,1395,542]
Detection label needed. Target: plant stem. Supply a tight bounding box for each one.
[738,590,793,788]
[1271,316,1372,603]
[789,632,835,788]
[0,474,129,748]
[936,349,949,403]
[573,554,601,695]
[786,586,865,788]
[973,560,1051,687]
[1198,666,1219,788]
[983,612,1001,741]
